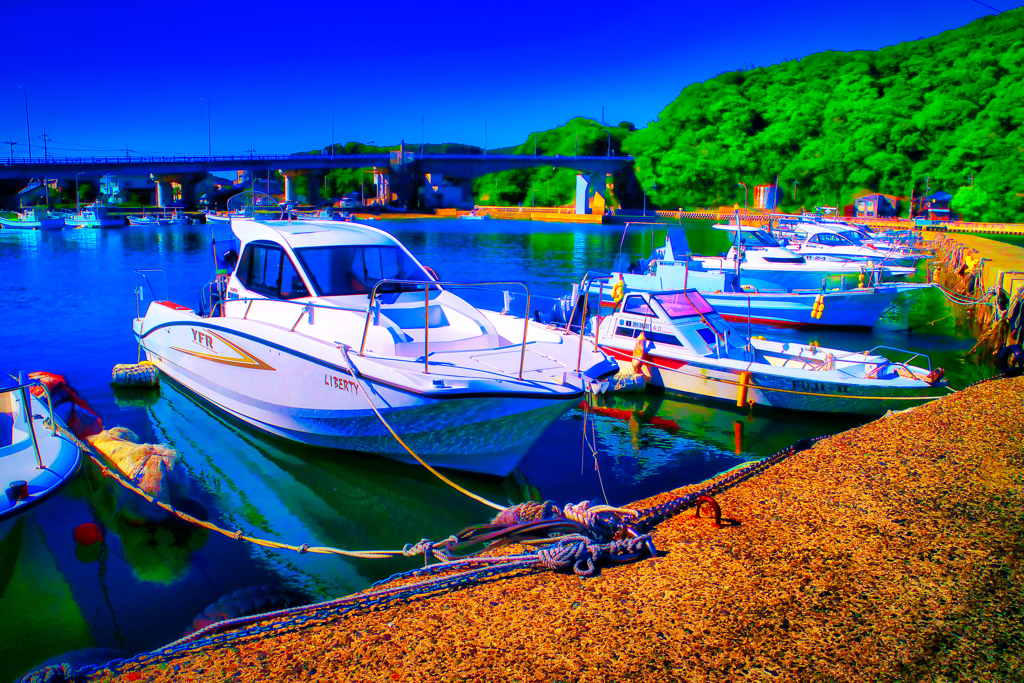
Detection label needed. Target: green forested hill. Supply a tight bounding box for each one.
[626,8,1024,222]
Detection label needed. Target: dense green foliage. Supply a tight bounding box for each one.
[625,8,1024,222]
[472,118,634,207]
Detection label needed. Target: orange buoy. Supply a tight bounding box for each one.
[73,523,103,546]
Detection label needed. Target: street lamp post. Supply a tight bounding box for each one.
[793,181,798,201]
[567,125,578,157]
[532,181,537,208]
[198,97,211,156]
[484,121,487,156]
[737,182,748,208]
[76,172,84,213]
[14,85,31,161]
[325,106,335,157]
[643,182,656,216]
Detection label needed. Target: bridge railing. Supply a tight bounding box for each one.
[0,153,632,167]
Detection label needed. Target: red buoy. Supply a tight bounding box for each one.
[74,523,103,546]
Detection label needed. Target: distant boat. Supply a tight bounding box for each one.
[128,211,190,226]
[0,206,65,230]
[460,210,490,220]
[0,373,82,522]
[59,205,125,229]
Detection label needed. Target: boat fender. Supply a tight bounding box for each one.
[812,294,825,319]
[924,367,945,384]
[111,362,160,387]
[612,277,624,304]
[631,331,649,375]
[996,344,1024,378]
[736,371,752,407]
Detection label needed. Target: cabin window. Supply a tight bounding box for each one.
[614,326,681,346]
[295,245,431,297]
[695,328,717,345]
[236,242,309,300]
[622,296,654,316]
[652,292,714,319]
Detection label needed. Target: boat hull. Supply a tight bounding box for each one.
[0,217,65,230]
[702,287,906,329]
[601,348,941,416]
[0,393,82,522]
[137,319,583,477]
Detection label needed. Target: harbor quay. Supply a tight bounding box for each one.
[89,373,1024,683]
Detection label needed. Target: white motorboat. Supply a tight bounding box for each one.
[132,209,617,476]
[0,374,82,522]
[649,225,915,291]
[0,206,65,230]
[60,205,125,228]
[776,225,923,267]
[588,288,947,415]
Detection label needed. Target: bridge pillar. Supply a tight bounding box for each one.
[155,180,174,207]
[575,174,589,214]
[282,172,298,203]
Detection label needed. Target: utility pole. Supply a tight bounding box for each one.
[968,173,975,188]
[5,138,16,163]
[601,106,605,126]
[125,144,131,161]
[39,128,50,160]
[793,180,798,200]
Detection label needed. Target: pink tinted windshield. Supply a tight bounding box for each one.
[654,292,715,318]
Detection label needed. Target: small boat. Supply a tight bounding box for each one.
[460,210,490,220]
[680,225,916,290]
[203,212,230,224]
[128,211,191,226]
[776,224,924,268]
[0,206,65,230]
[132,194,617,476]
[60,205,125,229]
[0,373,82,522]
[588,288,946,415]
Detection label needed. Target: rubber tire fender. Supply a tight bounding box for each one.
[995,344,1024,378]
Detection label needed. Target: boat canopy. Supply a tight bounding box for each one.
[0,374,35,393]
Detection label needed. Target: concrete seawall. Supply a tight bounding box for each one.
[98,374,1024,683]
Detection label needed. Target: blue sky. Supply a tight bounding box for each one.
[0,0,1016,158]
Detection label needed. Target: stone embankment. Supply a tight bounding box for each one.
[103,375,1024,683]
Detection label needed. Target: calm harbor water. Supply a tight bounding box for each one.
[0,218,992,681]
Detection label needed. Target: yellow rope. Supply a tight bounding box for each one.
[339,347,507,512]
[57,424,442,560]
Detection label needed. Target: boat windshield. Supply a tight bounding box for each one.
[737,230,781,248]
[840,230,866,245]
[654,292,715,318]
[294,245,432,296]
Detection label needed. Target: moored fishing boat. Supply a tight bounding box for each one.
[0,207,65,230]
[585,288,946,415]
[0,374,82,522]
[128,211,190,226]
[60,205,125,229]
[132,195,617,476]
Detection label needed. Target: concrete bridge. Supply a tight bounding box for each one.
[0,152,633,211]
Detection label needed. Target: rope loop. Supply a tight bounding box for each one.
[233,529,245,540]
[298,544,309,554]
[403,538,435,559]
